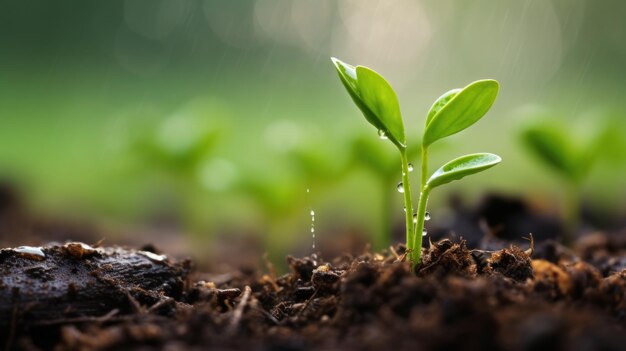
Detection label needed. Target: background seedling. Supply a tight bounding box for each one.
[349,134,420,249]
[520,116,621,244]
[332,57,500,267]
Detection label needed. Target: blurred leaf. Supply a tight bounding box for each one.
[423,80,499,147]
[590,119,626,163]
[331,57,406,149]
[520,125,587,182]
[427,153,501,189]
[350,135,397,176]
[287,143,348,182]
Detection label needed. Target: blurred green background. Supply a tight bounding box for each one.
[1,0,625,258]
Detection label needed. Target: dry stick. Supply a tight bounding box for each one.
[125,290,146,313]
[35,309,120,326]
[296,287,319,318]
[148,297,174,313]
[389,245,400,259]
[523,234,535,257]
[227,285,251,335]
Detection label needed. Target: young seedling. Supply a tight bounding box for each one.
[520,120,610,245]
[350,134,420,250]
[331,57,501,267]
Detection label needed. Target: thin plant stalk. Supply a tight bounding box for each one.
[420,147,429,190]
[409,145,430,265]
[411,184,431,265]
[562,181,581,246]
[414,146,429,239]
[400,149,415,250]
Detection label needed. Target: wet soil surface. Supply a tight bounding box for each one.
[1,236,625,351]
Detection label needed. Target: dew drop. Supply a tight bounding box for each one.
[422,229,427,236]
[413,213,418,224]
[425,211,431,221]
[396,182,404,193]
[310,210,315,217]
[378,129,388,139]
[408,163,414,172]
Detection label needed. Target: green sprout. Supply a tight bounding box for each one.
[349,134,420,250]
[520,118,611,245]
[331,57,501,267]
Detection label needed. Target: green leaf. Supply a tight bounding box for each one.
[426,153,501,189]
[425,88,461,127]
[331,57,406,149]
[520,125,586,182]
[423,80,499,147]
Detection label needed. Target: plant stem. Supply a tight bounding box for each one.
[411,184,431,267]
[409,145,429,267]
[400,149,415,251]
[420,146,429,191]
[562,181,580,246]
[414,146,429,239]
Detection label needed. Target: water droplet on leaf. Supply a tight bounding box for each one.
[378,129,388,139]
[396,182,404,193]
[422,229,427,236]
[425,211,431,221]
[408,163,414,172]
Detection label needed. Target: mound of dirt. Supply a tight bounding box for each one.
[1,237,624,351]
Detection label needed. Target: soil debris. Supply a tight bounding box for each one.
[1,237,625,351]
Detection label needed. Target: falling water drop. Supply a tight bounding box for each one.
[408,163,414,172]
[378,129,388,139]
[307,188,317,266]
[396,182,404,193]
[425,211,431,221]
[310,206,317,266]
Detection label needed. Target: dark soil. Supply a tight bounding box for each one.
[1,236,625,351]
[1,186,625,350]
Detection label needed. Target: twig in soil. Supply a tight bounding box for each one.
[91,238,105,247]
[523,233,535,257]
[296,287,319,317]
[148,297,174,313]
[227,285,251,335]
[253,306,279,325]
[389,245,400,259]
[34,309,120,326]
[263,252,278,281]
[125,290,146,313]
